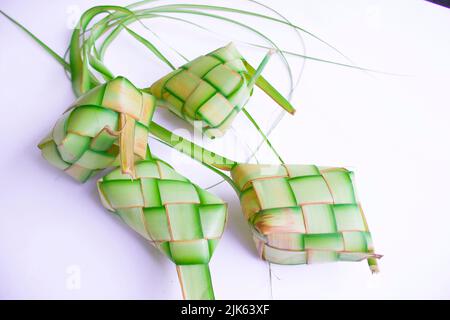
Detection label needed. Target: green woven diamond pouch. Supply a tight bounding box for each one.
[148,43,253,139]
[97,158,228,299]
[38,77,156,182]
[231,164,381,271]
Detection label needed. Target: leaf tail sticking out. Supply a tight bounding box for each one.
[177,264,215,300]
[0,9,69,70]
[119,113,137,178]
[244,59,296,115]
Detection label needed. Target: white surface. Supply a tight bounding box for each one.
[1,0,450,299]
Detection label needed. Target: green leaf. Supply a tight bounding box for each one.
[244,60,296,115]
[124,25,176,70]
[0,10,69,70]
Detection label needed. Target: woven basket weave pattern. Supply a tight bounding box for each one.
[97,159,227,265]
[149,43,251,138]
[38,77,155,182]
[231,164,379,265]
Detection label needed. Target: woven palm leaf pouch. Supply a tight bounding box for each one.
[97,158,227,299]
[38,76,155,182]
[230,163,381,272]
[1,0,385,300]
[37,76,226,299]
[147,42,294,139]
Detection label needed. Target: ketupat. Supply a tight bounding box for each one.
[38,77,156,182]
[36,77,227,299]
[149,123,381,272]
[98,158,227,299]
[231,164,381,271]
[147,43,295,139]
[2,0,382,300]
[62,3,299,162]
[68,9,297,142]
[35,75,226,299]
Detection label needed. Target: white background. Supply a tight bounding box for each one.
[1,0,450,299]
